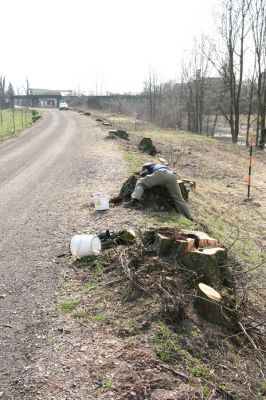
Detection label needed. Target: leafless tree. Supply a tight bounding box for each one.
[0,74,6,126]
[182,36,212,135]
[209,0,252,143]
[23,77,31,111]
[250,0,266,148]
[143,68,161,122]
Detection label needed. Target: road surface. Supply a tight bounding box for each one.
[0,109,126,399]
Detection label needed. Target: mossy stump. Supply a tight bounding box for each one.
[138,137,157,156]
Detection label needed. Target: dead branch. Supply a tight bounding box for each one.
[119,249,154,299]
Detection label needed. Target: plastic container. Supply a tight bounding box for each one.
[93,193,109,211]
[70,234,101,258]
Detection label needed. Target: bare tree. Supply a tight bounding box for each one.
[209,0,252,143]
[182,36,212,134]
[250,0,266,148]
[0,74,6,126]
[23,77,31,111]
[143,68,161,122]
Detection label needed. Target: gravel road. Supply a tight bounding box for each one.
[0,109,129,399]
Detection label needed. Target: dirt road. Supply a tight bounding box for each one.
[0,110,128,399]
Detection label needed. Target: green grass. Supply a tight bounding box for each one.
[148,210,195,230]
[0,108,41,140]
[58,298,79,313]
[123,150,149,176]
[71,310,87,318]
[152,323,208,378]
[90,313,110,323]
[59,282,73,292]
[83,281,97,292]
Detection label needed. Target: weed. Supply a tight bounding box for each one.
[75,256,109,276]
[90,313,110,324]
[59,282,73,292]
[191,366,207,378]
[58,298,79,313]
[202,386,210,398]
[152,323,208,377]
[102,379,113,389]
[71,310,87,318]
[83,281,97,292]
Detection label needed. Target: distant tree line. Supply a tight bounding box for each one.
[142,0,265,148]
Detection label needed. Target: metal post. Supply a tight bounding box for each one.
[247,130,254,198]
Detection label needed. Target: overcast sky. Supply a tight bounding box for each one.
[1,0,220,94]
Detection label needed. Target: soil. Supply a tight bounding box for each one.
[0,110,265,400]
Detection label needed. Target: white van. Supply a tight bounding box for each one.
[59,102,68,110]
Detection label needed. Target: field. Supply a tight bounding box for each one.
[0,108,41,140]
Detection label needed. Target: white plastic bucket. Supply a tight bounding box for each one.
[93,193,109,211]
[70,234,101,258]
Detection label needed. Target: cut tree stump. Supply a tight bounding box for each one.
[143,228,233,287]
[180,247,228,287]
[138,137,157,156]
[109,129,129,140]
[183,230,220,248]
[194,283,224,324]
[109,174,189,208]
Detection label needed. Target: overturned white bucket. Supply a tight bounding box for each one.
[93,193,109,211]
[70,234,101,259]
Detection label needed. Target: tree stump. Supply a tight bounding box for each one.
[143,228,232,287]
[180,247,228,287]
[194,283,224,324]
[109,129,129,140]
[109,175,189,208]
[138,137,157,156]
[153,231,195,257]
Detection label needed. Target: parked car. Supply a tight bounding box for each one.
[59,102,68,110]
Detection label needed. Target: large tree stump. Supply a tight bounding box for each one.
[138,137,157,156]
[180,247,228,287]
[143,228,232,287]
[153,232,195,257]
[194,283,224,324]
[109,175,189,208]
[109,129,129,140]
